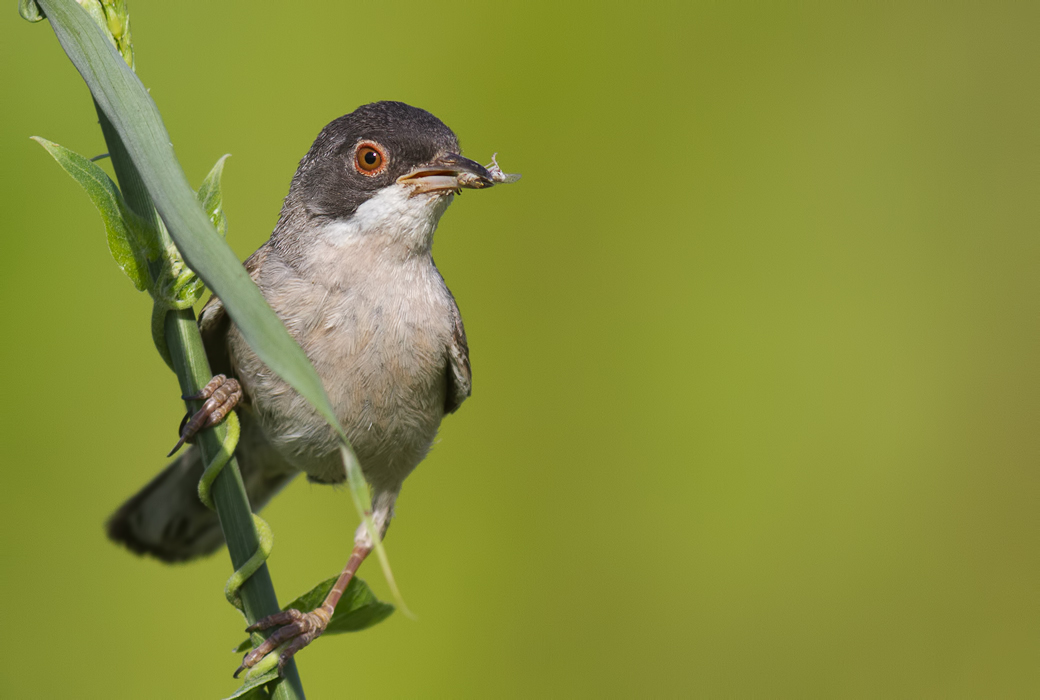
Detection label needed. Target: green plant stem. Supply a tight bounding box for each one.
[95,93,306,700]
[37,0,347,435]
[30,2,307,697]
[33,1,399,623]
[87,64,304,700]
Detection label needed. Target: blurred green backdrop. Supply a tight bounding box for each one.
[2,2,1038,698]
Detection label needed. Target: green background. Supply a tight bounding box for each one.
[2,2,1038,698]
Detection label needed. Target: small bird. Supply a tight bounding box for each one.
[106,101,516,673]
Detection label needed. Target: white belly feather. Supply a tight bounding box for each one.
[228,187,457,489]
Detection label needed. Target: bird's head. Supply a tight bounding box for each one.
[284,101,500,253]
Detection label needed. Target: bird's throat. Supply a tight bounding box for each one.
[320,183,453,255]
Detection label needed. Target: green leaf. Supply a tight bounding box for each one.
[31,136,157,291]
[18,0,45,22]
[325,583,395,635]
[223,669,279,700]
[36,0,408,616]
[36,0,351,458]
[232,576,394,653]
[198,154,230,239]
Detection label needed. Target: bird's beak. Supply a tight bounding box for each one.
[397,153,496,195]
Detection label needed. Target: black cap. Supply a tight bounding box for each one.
[290,101,463,220]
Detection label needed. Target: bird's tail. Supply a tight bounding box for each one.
[106,437,298,563]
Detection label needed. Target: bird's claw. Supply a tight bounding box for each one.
[234,607,332,678]
[168,374,242,456]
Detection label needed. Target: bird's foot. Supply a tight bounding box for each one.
[234,607,332,678]
[168,374,242,456]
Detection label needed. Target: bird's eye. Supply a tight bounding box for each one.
[354,142,387,175]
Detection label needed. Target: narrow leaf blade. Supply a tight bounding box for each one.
[198,154,230,238]
[32,135,152,291]
[37,0,400,620]
[36,0,346,443]
[223,669,279,700]
[341,444,412,617]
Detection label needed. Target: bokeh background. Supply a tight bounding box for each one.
[2,2,1038,698]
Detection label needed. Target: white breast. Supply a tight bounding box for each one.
[229,187,459,489]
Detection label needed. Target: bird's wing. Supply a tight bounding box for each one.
[444,288,472,414]
[197,246,269,382]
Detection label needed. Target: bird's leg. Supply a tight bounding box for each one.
[234,542,372,678]
[234,491,397,677]
[168,374,242,456]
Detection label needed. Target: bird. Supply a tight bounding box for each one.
[105,100,516,673]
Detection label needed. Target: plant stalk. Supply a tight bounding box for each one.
[31,0,307,696]
[92,63,306,700]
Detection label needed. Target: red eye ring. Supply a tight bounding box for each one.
[354,141,387,175]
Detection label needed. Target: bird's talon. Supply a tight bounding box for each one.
[235,608,329,677]
[181,374,231,402]
[246,608,305,633]
[168,374,242,456]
